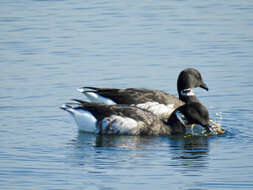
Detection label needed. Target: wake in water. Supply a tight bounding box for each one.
[184,112,224,137]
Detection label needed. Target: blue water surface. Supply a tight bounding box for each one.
[1,0,253,189]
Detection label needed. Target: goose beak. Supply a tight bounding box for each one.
[199,82,208,91]
[203,124,212,134]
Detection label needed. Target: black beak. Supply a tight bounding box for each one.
[203,124,212,134]
[199,82,208,91]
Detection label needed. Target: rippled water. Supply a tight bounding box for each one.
[1,1,253,189]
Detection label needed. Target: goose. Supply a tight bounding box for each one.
[60,99,214,136]
[77,68,208,120]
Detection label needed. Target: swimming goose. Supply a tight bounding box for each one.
[77,68,208,120]
[60,99,213,136]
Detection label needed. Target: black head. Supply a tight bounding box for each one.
[169,102,212,134]
[177,68,208,94]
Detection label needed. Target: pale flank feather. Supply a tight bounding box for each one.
[135,102,174,119]
[99,115,144,135]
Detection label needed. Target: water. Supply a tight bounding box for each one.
[1,0,253,189]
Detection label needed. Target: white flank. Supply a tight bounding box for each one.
[135,102,174,117]
[64,106,97,133]
[99,115,140,135]
[175,110,187,126]
[83,92,116,105]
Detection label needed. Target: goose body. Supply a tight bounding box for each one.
[61,100,213,136]
[78,68,208,120]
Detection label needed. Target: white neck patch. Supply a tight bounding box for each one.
[175,110,188,126]
[180,88,195,96]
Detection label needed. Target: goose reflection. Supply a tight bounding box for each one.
[169,136,209,172]
[94,133,164,150]
[68,132,210,171]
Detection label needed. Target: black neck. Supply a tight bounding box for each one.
[179,95,200,103]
